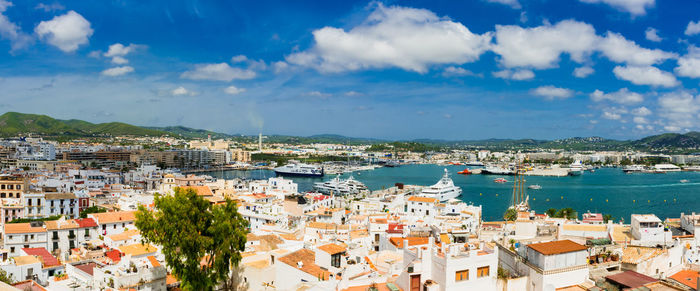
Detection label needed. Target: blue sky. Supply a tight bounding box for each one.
[1,0,700,140]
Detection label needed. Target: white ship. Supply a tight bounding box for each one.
[482,165,515,175]
[622,165,645,173]
[274,162,324,177]
[420,169,462,202]
[313,175,367,195]
[568,160,584,176]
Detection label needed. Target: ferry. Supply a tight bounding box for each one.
[465,161,484,167]
[493,178,508,183]
[274,162,324,177]
[482,165,515,175]
[313,175,367,195]
[419,169,462,201]
[622,165,645,173]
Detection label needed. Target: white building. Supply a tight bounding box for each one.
[522,240,590,291]
[631,214,673,247]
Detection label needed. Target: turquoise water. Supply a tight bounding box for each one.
[205,164,700,222]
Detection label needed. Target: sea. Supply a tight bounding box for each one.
[204,164,700,222]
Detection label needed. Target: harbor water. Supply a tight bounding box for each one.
[205,164,700,222]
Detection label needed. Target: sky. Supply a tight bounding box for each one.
[0,0,700,140]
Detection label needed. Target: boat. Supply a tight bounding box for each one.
[622,165,645,173]
[528,184,542,190]
[465,161,484,167]
[482,165,515,175]
[313,175,367,195]
[653,164,681,172]
[419,169,462,201]
[568,160,584,176]
[457,168,471,175]
[680,179,690,183]
[274,162,324,177]
[449,161,465,166]
[684,166,700,171]
[494,178,508,183]
[384,160,400,167]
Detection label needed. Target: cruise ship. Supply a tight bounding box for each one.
[419,169,463,201]
[622,165,645,173]
[274,162,324,177]
[313,175,367,195]
[481,165,515,175]
[568,160,584,176]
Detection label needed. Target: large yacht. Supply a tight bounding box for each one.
[622,165,645,173]
[274,162,324,177]
[313,175,367,195]
[420,169,463,201]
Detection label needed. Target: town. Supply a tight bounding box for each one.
[0,134,696,290]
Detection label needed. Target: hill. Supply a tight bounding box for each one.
[0,112,169,137]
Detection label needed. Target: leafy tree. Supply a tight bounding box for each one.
[80,206,107,218]
[135,187,248,291]
[0,268,12,284]
[545,208,557,218]
[503,208,517,221]
[555,208,577,220]
[603,214,613,223]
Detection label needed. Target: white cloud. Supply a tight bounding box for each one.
[632,106,652,116]
[633,116,648,124]
[181,63,256,82]
[35,2,64,12]
[344,91,364,96]
[531,85,574,100]
[306,91,331,98]
[111,56,128,65]
[443,113,453,119]
[286,3,492,73]
[493,69,534,80]
[223,85,245,95]
[573,66,594,78]
[443,66,480,77]
[675,46,700,78]
[0,0,32,51]
[612,65,679,87]
[590,88,643,105]
[644,27,662,42]
[35,11,93,53]
[104,43,140,58]
[578,0,655,16]
[231,55,248,63]
[685,20,700,36]
[484,0,521,9]
[597,32,675,66]
[171,86,198,96]
[272,61,289,73]
[101,66,134,77]
[658,91,700,131]
[492,20,597,69]
[602,111,622,120]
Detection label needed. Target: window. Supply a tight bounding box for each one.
[7,185,12,190]
[52,242,58,250]
[455,270,469,281]
[9,247,14,253]
[28,199,32,206]
[16,185,20,190]
[331,253,341,268]
[1,185,4,189]
[477,266,490,278]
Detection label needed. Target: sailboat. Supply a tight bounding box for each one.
[509,165,530,212]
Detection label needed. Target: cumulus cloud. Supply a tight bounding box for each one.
[223,85,245,95]
[171,86,198,96]
[484,0,521,9]
[181,63,256,81]
[442,66,480,77]
[101,66,134,76]
[344,91,364,96]
[675,46,700,78]
[35,11,93,53]
[0,0,33,51]
[104,43,140,58]
[590,88,643,105]
[645,27,662,42]
[658,91,700,131]
[602,111,622,120]
[632,106,652,116]
[306,91,331,98]
[111,56,128,65]
[285,3,492,73]
[493,69,534,80]
[597,32,675,66]
[578,0,655,16]
[272,61,289,73]
[633,116,648,124]
[492,20,597,69]
[613,65,678,87]
[573,66,594,78]
[531,85,574,100]
[685,20,700,36]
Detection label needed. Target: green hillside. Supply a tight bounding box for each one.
[0,112,170,137]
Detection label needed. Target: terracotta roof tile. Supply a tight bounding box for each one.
[318,243,346,255]
[669,270,700,289]
[389,237,429,249]
[21,248,59,268]
[407,196,438,203]
[90,211,136,224]
[528,240,587,255]
[278,249,331,280]
[5,223,45,234]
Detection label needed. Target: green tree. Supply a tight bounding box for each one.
[503,208,517,221]
[80,206,107,218]
[545,208,557,218]
[0,268,12,284]
[603,214,613,223]
[135,187,248,290]
[555,208,577,220]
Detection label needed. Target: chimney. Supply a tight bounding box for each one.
[297,261,303,268]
